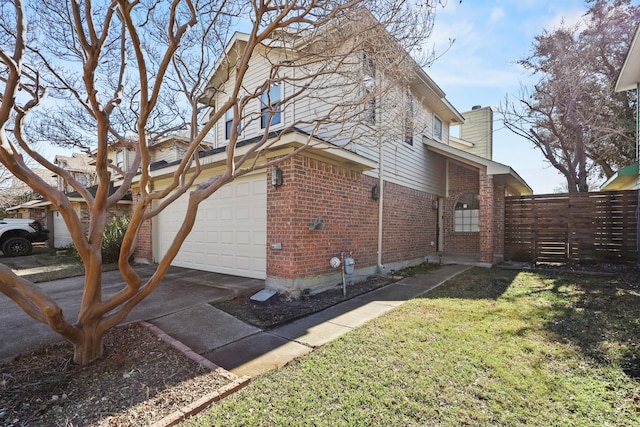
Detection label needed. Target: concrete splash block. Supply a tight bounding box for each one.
[250,289,278,305]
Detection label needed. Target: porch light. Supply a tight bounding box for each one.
[271,166,283,187]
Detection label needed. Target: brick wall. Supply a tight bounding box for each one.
[382,181,438,263]
[131,191,152,261]
[267,155,379,279]
[443,161,480,254]
[267,154,438,284]
[492,181,506,261]
[478,171,494,263]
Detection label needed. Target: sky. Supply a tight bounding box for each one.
[425,0,637,194]
[41,1,635,194]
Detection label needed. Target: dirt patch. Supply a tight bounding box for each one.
[0,323,232,426]
[211,264,439,329]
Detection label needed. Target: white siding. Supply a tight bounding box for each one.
[205,42,455,197]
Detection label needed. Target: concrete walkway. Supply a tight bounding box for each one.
[0,262,470,380]
[149,263,471,378]
[0,265,264,361]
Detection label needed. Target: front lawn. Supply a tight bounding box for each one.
[186,267,640,426]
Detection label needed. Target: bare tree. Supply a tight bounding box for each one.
[499,0,640,193]
[0,0,441,365]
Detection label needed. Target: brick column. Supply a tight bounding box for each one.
[492,181,506,263]
[479,170,494,264]
[132,190,153,262]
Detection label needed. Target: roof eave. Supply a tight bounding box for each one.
[616,24,640,92]
[423,137,533,195]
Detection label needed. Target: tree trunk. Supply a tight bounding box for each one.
[72,325,105,365]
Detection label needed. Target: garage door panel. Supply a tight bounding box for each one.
[156,174,267,279]
[53,211,73,249]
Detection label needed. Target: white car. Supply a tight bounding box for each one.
[0,218,50,257]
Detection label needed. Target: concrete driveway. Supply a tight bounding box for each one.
[0,265,264,361]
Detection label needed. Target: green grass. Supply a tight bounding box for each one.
[185,267,640,426]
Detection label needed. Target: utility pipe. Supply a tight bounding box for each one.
[377,136,384,272]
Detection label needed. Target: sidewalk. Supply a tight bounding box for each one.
[149,263,471,378]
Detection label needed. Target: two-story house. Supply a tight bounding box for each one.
[133,15,531,294]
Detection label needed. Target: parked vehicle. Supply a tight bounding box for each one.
[0,218,50,257]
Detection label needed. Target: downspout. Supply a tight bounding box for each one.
[636,83,639,270]
[636,83,639,162]
[377,137,384,272]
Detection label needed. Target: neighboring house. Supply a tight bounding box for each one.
[6,153,96,233]
[601,23,640,191]
[133,17,532,295]
[6,135,211,249]
[103,134,214,181]
[54,153,97,193]
[3,168,57,227]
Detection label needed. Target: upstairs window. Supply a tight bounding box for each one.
[261,83,282,129]
[76,174,88,187]
[404,91,414,145]
[225,109,233,140]
[363,52,376,124]
[225,108,242,140]
[116,149,124,170]
[434,116,443,141]
[454,193,480,232]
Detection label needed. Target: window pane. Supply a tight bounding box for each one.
[454,193,480,232]
[261,84,282,129]
[434,116,442,141]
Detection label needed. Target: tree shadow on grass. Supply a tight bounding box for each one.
[420,267,519,300]
[536,271,640,377]
[419,266,640,379]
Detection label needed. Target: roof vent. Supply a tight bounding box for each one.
[471,105,482,110]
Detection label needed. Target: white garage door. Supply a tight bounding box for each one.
[156,174,267,279]
[53,210,73,248]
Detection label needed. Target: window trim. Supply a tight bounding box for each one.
[454,193,480,233]
[260,83,282,129]
[225,109,233,140]
[404,91,414,145]
[115,149,124,170]
[362,52,376,125]
[433,115,443,141]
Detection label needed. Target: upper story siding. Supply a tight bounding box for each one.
[203,32,462,197]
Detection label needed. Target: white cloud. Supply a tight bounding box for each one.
[489,7,505,24]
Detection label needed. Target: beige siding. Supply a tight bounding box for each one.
[205,42,454,197]
[458,106,493,160]
[150,143,187,163]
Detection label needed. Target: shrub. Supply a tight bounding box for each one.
[101,216,130,264]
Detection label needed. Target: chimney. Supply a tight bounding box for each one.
[459,106,493,160]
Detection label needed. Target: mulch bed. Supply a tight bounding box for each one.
[0,323,231,426]
[211,273,399,329]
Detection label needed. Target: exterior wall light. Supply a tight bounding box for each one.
[271,166,283,187]
[371,184,380,200]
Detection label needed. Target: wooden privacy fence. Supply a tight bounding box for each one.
[504,190,639,264]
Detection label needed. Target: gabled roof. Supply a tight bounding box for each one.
[199,12,464,124]
[423,137,533,195]
[54,152,94,173]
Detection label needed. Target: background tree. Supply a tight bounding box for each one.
[499,0,640,193]
[0,0,442,365]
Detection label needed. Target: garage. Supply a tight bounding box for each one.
[155,173,267,279]
[53,210,73,248]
